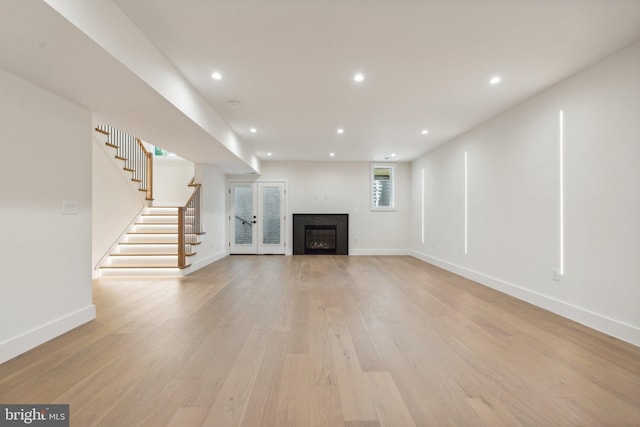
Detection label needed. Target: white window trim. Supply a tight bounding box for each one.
[370,163,396,211]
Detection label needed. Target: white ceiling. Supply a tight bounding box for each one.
[112,0,640,162]
[1,1,639,170]
[0,0,257,173]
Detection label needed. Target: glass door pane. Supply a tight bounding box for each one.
[230,183,257,254]
[262,187,281,245]
[234,186,254,244]
[258,183,285,254]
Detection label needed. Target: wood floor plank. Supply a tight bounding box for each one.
[166,407,209,427]
[345,315,387,372]
[308,297,346,426]
[239,331,289,427]
[327,307,378,422]
[1,255,639,426]
[367,371,416,427]
[202,324,270,426]
[310,381,345,427]
[465,397,524,427]
[274,353,311,425]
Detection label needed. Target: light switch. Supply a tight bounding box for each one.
[62,201,78,215]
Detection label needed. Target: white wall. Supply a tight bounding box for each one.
[259,161,412,255]
[0,67,96,363]
[92,132,147,271]
[152,156,195,206]
[44,0,260,174]
[184,164,229,273]
[411,42,640,346]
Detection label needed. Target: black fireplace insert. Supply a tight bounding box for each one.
[293,214,348,255]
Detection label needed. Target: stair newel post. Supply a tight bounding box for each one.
[178,206,186,268]
[146,151,153,201]
[134,138,140,188]
[132,136,137,181]
[138,140,143,184]
[195,186,201,237]
[140,142,144,185]
[132,135,136,177]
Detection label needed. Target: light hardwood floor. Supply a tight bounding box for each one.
[1,256,639,426]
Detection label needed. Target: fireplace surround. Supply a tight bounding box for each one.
[293,214,348,255]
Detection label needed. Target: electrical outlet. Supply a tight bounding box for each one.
[552,268,561,281]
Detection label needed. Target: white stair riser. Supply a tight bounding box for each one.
[105,255,178,267]
[131,225,196,233]
[131,224,179,233]
[145,207,178,215]
[125,234,178,244]
[100,268,182,277]
[138,215,178,224]
[138,216,195,223]
[115,244,179,255]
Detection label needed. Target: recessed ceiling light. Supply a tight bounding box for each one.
[421,129,429,135]
[211,71,222,80]
[329,152,336,157]
[353,73,365,82]
[337,128,344,134]
[490,76,502,85]
[390,153,397,158]
[267,152,272,157]
[250,128,257,133]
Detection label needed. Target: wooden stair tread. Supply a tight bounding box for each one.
[135,222,177,225]
[127,232,178,235]
[118,242,177,245]
[101,265,184,269]
[110,254,185,257]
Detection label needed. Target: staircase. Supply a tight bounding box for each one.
[99,206,198,276]
[95,124,203,277]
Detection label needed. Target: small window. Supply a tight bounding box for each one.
[371,164,395,210]
[154,146,176,157]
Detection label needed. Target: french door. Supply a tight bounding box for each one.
[229,182,286,254]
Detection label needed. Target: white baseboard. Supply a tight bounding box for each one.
[410,250,640,347]
[184,250,228,275]
[284,249,411,256]
[350,249,411,256]
[0,305,97,364]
